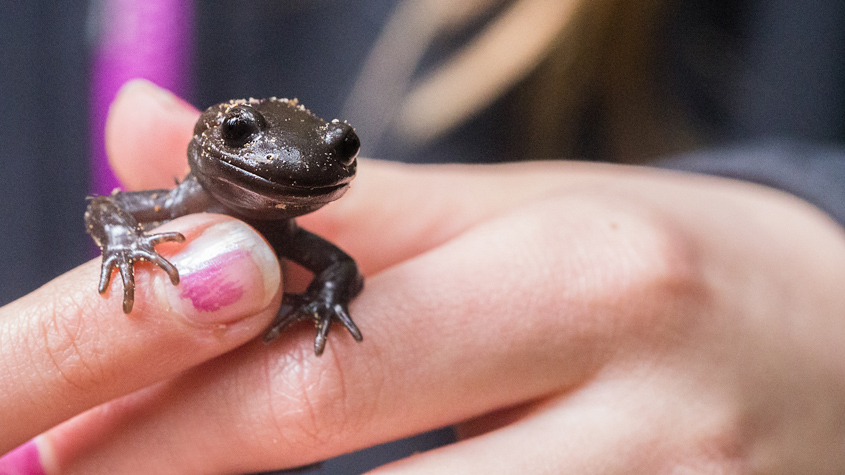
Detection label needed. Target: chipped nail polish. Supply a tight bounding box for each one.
[161,220,280,323]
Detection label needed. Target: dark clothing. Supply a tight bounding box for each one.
[1,1,843,473]
[661,141,845,226]
[0,2,90,304]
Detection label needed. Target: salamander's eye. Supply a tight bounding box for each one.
[220,105,266,147]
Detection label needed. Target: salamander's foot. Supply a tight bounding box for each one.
[263,291,362,356]
[97,231,186,313]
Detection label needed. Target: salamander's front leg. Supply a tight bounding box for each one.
[261,225,364,356]
[85,196,185,313]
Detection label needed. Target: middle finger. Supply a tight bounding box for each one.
[45,193,691,474]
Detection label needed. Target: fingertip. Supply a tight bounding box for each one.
[155,215,282,325]
[105,79,199,190]
[0,214,281,450]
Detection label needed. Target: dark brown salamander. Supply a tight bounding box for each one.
[85,98,363,355]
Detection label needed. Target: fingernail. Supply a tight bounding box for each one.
[115,78,191,111]
[160,220,281,324]
[0,440,46,475]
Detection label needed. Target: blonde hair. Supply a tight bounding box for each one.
[344,0,694,162]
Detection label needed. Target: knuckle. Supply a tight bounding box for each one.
[536,193,706,305]
[609,205,705,309]
[585,198,712,348]
[527,194,710,342]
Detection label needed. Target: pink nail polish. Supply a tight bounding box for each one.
[0,440,46,475]
[161,220,280,323]
[178,249,248,311]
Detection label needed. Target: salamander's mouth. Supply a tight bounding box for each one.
[192,156,351,220]
[213,157,351,202]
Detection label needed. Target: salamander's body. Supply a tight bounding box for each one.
[85,98,363,355]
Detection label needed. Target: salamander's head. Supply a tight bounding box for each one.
[188,97,359,219]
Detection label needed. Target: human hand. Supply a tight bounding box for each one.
[0,87,284,467]
[19,80,845,474]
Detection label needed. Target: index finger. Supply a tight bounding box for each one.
[104,81,594,275]
[0,214,281,454]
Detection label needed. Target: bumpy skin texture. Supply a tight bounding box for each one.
[85,98,363,355]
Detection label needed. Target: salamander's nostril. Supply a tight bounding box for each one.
[324,121,360,166]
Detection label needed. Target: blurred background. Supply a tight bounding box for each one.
[1,0,843,472]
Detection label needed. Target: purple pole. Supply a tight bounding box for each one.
[89,0,193,196]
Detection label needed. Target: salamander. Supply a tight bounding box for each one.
[84,97,363,356]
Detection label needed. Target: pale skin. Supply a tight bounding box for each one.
[2,79,845,473]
